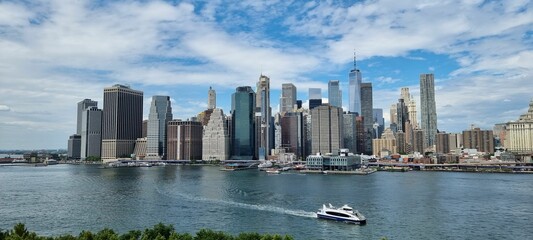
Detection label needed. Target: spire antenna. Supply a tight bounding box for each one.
[353,50,357,70]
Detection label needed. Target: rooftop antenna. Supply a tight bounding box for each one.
[353,50,357,70]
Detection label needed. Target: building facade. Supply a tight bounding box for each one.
[280,83,297,114]
[77,99,98,135]
[420,73,438,149]
[146,96,172,160]
[80,106,102,160]
[101,84,143,161]
[505,99,533,162]
[373,108,385,138]
[280,111,306,160]
[343,112,358,154]
[208,86,216,110]
[328,80,342,108]
[167,120,203,160]
[349,67,362,114]
[463,127,494,154]
[256,75,273,159]
[311,105,343,155]
[68,134,82,159]
[231,86,256,160]
[372,128,397,157]
[202,109,230,160]
[361,82,373,154]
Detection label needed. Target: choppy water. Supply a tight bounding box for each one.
[0,165,531,239]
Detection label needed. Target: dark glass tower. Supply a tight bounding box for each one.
[231,86,256,160]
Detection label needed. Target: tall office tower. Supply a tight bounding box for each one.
[400,87,418,129]
[304,112,313,157]
[372,128,397,157]
[256,75,272,159]
[361,82,373,154]
[68,134,81,159]
[396,131,406,154]
[436,132,450,154]
[373,108,385,138]
[231,86,256,160]
[77,99,98,135]
[167,120,203,160]
[311,105,343,155]
[308,88,322,110]
[280,83,297,114]
[146,96,172,160]
[142,120,148,138]
[349,56,362,114]
[343,112,358,154]
[448,133,462,150]
[396,98,409,132]
[356,116,365,154]
[80,106,102,160]
[101,84,143,161]
[328,80,342,108]
[207,86,216,110]
[420,73,438,149]
[390,104,397,125]
[280,111,306,160]
[462,127,494,153]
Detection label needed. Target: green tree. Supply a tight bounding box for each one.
[168,232,193,240]
[78,230,94,240]
[194,229,233,240]
[119,230,141,240]
[95,228,118,240]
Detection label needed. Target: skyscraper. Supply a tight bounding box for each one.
[361,82,373,154]
[343,112,358,154]
[373,108,385,138]
[328,80,341,108]
[208,86,216,109]
[146,96,172,160]
[256,75,272,159]
[400,87,418,128]
[202,108,230,160]
[280,111,306,160]
[167,120,203,160]
[77,99,97,135]
[101,84,143,161]
[80,106,102,160]
[280,83,297,114]
[420,73,438,149]
[311,104,343,155]
[231,86,255,160]
[308,88,322,110]
[396,98,409,132]
[349,54,362,114]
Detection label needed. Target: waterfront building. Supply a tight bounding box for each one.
[373,108,385,138]
[255,75,273,160]
[208,86,216,110]
[202,108,230,161]
[68,134,81,159]
[77,99,98,135]
[80,106,102,160]
[306,150,362,171]
[448,133,462,151]
[280,111,307,160]
[436,132,450,154]
[231,86,256,160]
[280,83,297,114]
[101,84,143,161]
[133,137,147,160]
[167,120,203,160]
[463,127,494,154]
[361,82,373,154]
[505,99,533,161]
[311,104,343,155]
[328,80,342,108]
[372,128,397,157]
[493,123,507,148]
[146,96,172,160]
[343,112,358,154]
[420,73,438,149]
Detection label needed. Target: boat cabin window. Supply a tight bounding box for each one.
[325,211,351,218]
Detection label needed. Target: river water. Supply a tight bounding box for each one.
[0,165,531,239]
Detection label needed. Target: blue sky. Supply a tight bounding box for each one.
[0,0,532,150]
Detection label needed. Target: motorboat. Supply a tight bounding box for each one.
[265,169,280,174]
[316,203,366,224]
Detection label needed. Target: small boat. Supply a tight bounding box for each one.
[258,160,273,170]
[316,203,366,224]
[266,169,280,174]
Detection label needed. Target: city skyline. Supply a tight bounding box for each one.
[0,0,532,149]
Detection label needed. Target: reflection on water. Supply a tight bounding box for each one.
[0,165,532,239]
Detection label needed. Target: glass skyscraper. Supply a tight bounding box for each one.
[231,86,256,160]
[328,80,341,108]
[349,69,362,114]
[146,95,172,160]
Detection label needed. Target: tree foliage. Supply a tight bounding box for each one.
[0,224,293,240]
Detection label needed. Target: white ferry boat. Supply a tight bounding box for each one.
[316,203,366,224]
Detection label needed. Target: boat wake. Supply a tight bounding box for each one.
[156,187,316,219]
